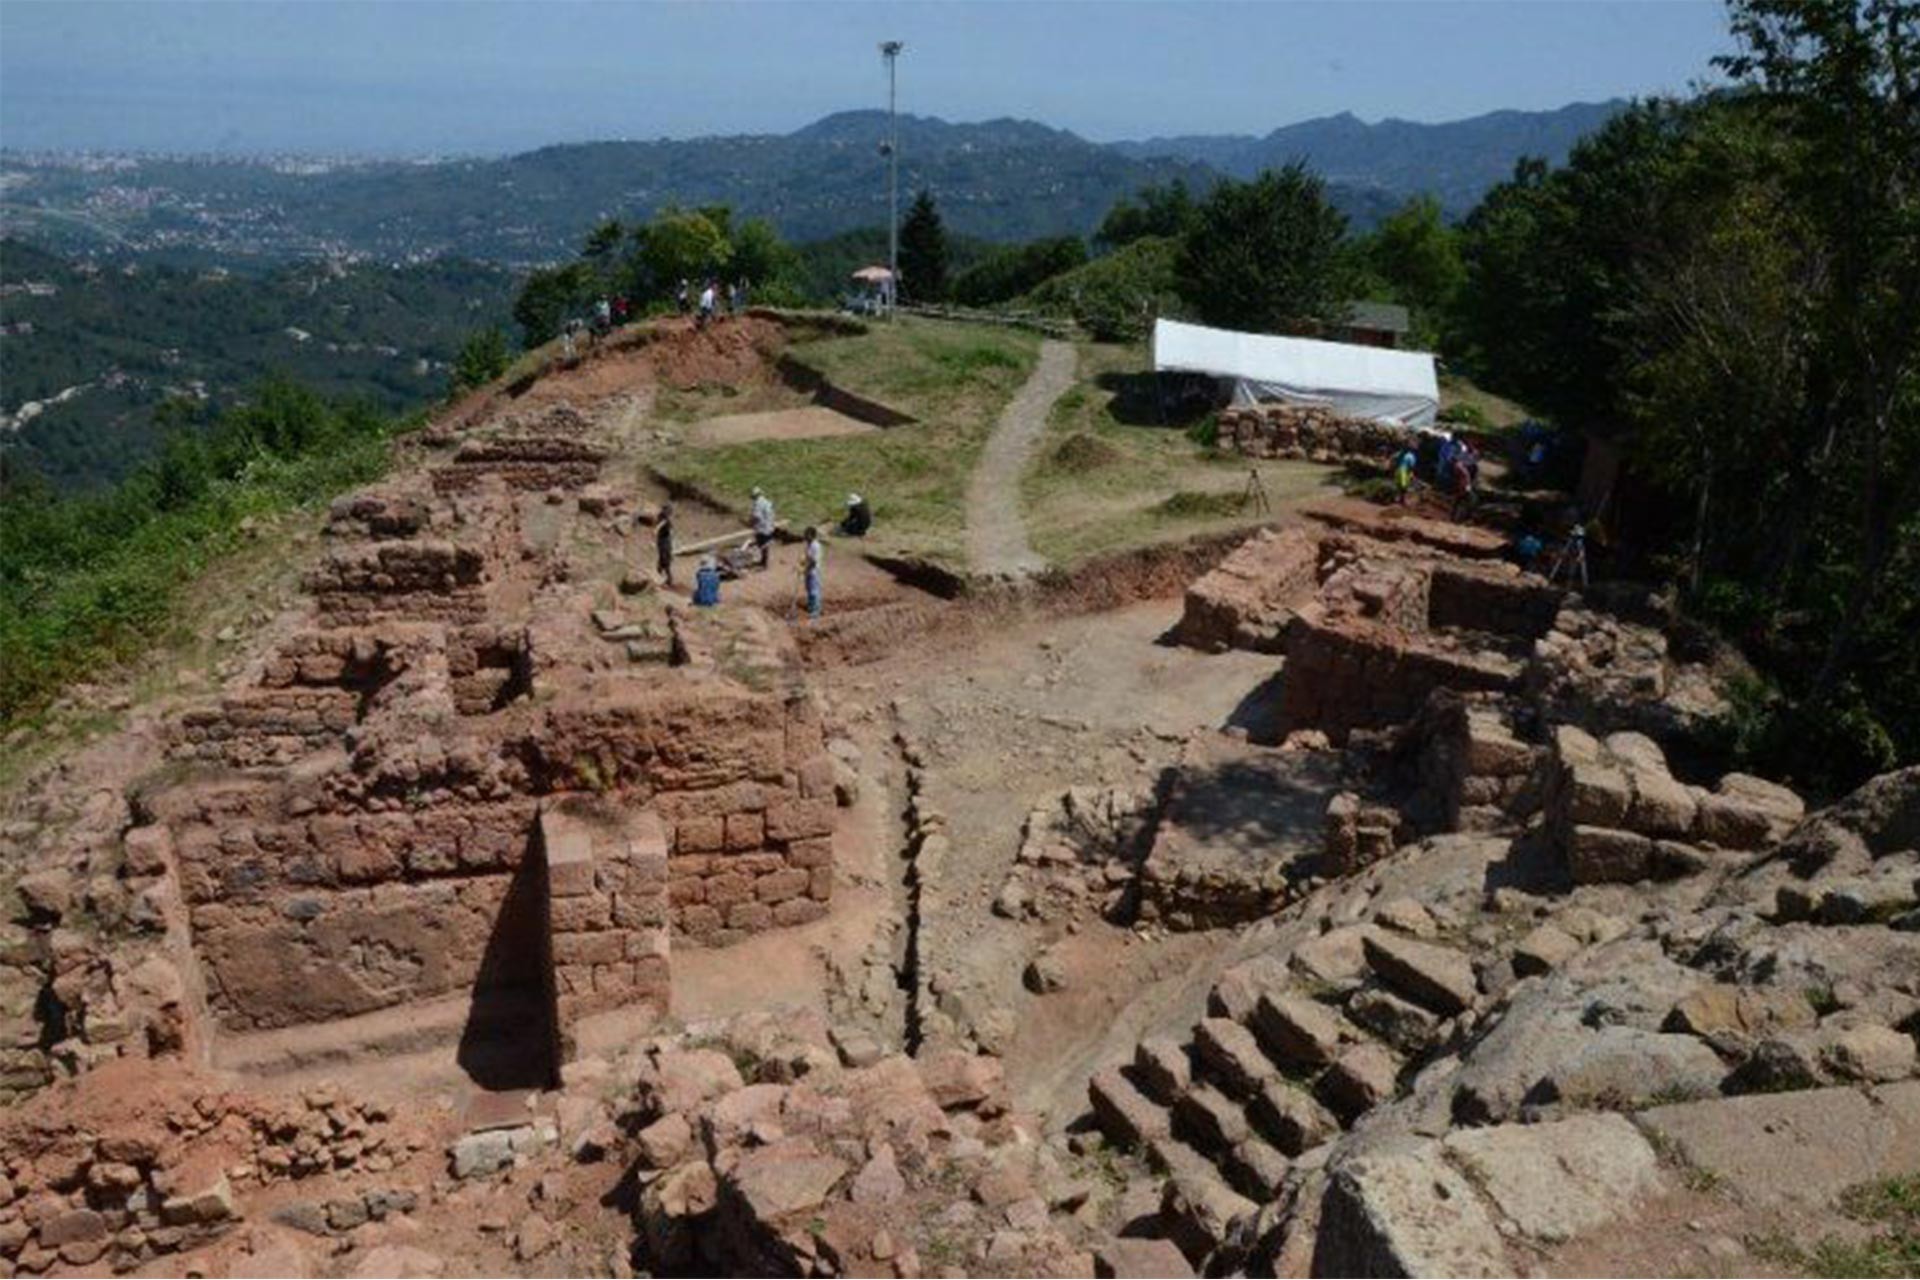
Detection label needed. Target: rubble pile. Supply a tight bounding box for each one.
[0,1063,412,1274]
[614,1015,1102,1278]
[995,785,1158,924]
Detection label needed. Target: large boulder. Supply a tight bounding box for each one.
[1313,1140,1508,1277]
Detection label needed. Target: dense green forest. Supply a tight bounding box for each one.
[1449,0,1919,791]
[0,241,516,488]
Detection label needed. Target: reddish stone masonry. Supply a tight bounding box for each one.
[123,402,841,1075]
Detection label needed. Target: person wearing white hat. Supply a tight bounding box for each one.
[839,492,872,538]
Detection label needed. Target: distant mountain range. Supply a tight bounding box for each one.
[0,101,1627,265]
[1108,100,1626,216]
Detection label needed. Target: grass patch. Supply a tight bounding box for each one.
[1019,339,1339,566]
[1750,1174,1920,1276]
[652,316,1039,567]
[1153,490,1245,519]
[1438,372,1533,433]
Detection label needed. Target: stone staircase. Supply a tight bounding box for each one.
[1087,919,1483,1263]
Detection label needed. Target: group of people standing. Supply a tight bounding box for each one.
[677,277,751,327]
[1391,428,1480,519]
[648,487,872,622]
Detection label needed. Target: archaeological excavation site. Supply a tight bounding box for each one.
[2,312,1916,1280]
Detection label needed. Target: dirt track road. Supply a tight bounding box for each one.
[966,339,1077,579]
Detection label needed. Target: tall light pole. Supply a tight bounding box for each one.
[879,40,903,316]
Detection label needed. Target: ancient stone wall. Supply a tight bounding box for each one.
[1217,404,1411,464]
[1279,608,1526,740]
[1172,526,1321,653]
[430,437,607,495]
[1427,563,1562,639]
[538,803,669,1061]
[128,399,840,1052]
[1399,692,1543,832]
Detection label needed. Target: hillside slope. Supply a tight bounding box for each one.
[0,240,516,488]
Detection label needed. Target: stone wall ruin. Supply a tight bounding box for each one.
[113,401,841,1079]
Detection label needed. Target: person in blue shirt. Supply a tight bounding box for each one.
[1393,447,1417,505]
[692,555,722,607]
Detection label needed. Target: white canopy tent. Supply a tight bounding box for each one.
[1152,318,1439,428]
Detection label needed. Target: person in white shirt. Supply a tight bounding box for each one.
[801,526,824,619]
[749,486,775,568]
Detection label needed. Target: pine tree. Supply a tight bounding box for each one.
[898,190,950,304]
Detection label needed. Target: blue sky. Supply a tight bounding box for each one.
[1,1,1734,155]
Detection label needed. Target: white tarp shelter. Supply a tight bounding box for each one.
[1152,317,1439,428]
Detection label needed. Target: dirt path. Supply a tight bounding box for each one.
[966,338,1077,579]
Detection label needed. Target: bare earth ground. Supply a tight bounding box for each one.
[830,599,1286,1118]
[966,338,1078,578]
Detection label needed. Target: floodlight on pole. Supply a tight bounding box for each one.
[880,40,903,316]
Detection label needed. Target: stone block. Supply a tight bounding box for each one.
[553,931,625,966]
[787,837,833,868]
[1567,825,1654,884]
[705,874,752,910]
[1565,763,1632,828]
[1362,933,1478,1015]
[724,812,765,852]
[727,901,772,932]
[675,816,725,854]
[755,868,809,903]
[772,899,827,928]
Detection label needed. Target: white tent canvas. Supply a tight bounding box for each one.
[1152,317,1439,428]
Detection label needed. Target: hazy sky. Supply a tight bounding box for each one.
[1,1,1734,156]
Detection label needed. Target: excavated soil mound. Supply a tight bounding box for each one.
[1048,431,1124,471]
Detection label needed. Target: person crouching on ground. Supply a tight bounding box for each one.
[801,526,824,620]
[654,503,675,587]
[839,492,872,537]
[750,486,775,568]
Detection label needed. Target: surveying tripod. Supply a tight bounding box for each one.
[1546,522,1590,588]
[1240,467,1272,517]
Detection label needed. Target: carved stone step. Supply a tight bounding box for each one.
[1173,1081,1250,1157]
[1134,1037,1193,1105]
[1090,1066,1170,1149]
[1194,1017,1276,1099]
[1221,1136,1292,1201]
[1250,991,1351,1070]
[1249,1078,1337,1155]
